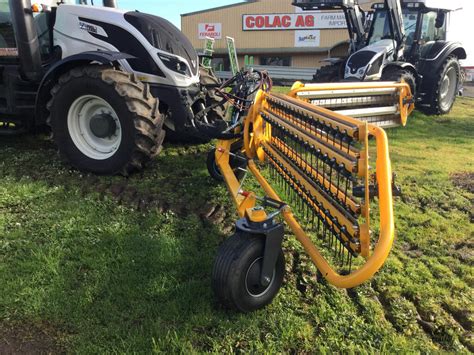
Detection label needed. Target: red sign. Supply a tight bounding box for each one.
[198,23,222,39]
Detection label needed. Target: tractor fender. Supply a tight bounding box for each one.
[417,42,466,77]
[35,51,135,125]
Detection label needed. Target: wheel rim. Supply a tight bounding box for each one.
[439,67,457,112]
[245,257,276,297]
[67,95,122,160]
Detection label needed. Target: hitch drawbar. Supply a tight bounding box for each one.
[210,81,411,313]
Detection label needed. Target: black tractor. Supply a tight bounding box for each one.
[293,0,467,115]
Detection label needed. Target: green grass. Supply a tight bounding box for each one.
[0,96,473,353]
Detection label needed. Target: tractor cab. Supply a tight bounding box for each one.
[0,0,107,67]
[368,1,458,62]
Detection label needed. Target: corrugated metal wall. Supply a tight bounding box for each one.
[181,0,380,68]
[182,0,349,50]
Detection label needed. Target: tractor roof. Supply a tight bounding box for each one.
[402,0,462,11]
[373,0,462,11]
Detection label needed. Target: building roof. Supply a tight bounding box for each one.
[181,0,259,17]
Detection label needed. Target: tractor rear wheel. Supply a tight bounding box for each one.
[422,56,460,115]
[48,66,165,175]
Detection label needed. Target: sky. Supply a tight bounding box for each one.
[117,0,242,29]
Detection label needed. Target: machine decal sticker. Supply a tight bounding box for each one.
[79,21,108,37]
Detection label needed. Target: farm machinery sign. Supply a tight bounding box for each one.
[243,12,346,31]
[198,23,222,39]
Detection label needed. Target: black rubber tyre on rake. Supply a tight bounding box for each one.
[206,145,247,182]
[48,66,165,175]
[212,232,285,313]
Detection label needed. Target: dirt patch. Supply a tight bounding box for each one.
[400,242,425,258]
[450,172,474,194]
[443,302,474,331]
[0,322,65,354]
[449,241,474,264]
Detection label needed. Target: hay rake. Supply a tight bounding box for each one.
[208,79,413,313]
[289,81,414,128]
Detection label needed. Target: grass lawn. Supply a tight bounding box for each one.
[0,95,473,353]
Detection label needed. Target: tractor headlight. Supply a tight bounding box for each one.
[158,53,191,76]
[366,55,384,77]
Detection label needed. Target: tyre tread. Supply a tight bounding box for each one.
[47,65,165,175]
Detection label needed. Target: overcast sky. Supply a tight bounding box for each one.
[117,0,241,28]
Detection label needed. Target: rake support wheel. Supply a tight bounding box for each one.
[212,232,285,313]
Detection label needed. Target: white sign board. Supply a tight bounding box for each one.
[243,13,346,31]
[198,23,222,39]
[295,30,321,47]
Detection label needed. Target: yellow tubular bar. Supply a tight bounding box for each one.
[287,81,415,127]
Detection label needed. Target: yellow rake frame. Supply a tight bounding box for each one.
[215,82,413,289]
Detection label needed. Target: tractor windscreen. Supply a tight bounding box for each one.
[369,9,419,47]
[125,12,198,75]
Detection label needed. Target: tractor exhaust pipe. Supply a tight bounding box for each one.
[9,0,43,81]
[103,0,118,7]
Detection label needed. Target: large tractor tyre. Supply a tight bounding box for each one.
[200,65,226,121]
[420,56,460,115]
[212,232,285,313]
[313,64,342,83]
[381,67,417,98]
[48,66,165,175]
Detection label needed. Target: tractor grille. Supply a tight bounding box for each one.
[347,51,376,74]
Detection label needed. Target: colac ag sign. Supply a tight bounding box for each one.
[243,13,346,31]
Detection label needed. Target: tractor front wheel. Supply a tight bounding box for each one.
[381,67,417,98]
[48,66,165,175]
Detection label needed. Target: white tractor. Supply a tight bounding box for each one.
[0,0,223,174]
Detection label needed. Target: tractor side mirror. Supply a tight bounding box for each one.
[435,12,445,28]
